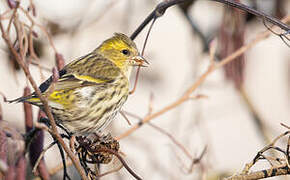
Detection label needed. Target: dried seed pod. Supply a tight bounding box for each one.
[76,134,120,165]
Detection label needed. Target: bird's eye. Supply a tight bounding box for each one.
[121,49,130,56]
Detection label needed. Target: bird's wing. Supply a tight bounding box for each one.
[42,53,121,91]
[11,53,122,105]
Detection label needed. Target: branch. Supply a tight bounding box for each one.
[0,16,88,180]
[211,0,290,32]
[117,15,290,140]
[89,148,142,180]
[130,0,189,40]
[130,0,290,40]
[23,87,49,180]
[225,128,290,180]
[15,156,26,180]
[225,165,290,180]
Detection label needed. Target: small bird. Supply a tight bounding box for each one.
[9,33,148,135]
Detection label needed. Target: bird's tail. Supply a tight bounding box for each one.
[7,93,41,106]
[7,95,34,103]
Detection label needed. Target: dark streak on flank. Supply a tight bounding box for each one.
[102,105,114,116]
[270,168,277,176]
[98,96,105,102]
[111,90,116,98]
[262,170,268,178]
[69,109,94,122]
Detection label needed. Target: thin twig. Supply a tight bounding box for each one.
[187,147,207,173]
[129,66,141,95]
[120,111,132,125]
[0,14,88,180]
[117,16,290,140]
[90,148,142,180]
[124,109,206,173]
[226,128,290,180]
[129,15,155,95]
[281,123,290,130]
[6,5,18,34]
[211,0,290,32]
[32,141,56,174]
[178,0,210,52]
[131,0,189,40]
[130,0,289,40]
[19,7,57,53]
[262,19,290,48]
[0,9,13,20]
[242,131,290,174]
[49,161,73,176]
[30,60,51,72]
[96,164,123,178]
[225,165,290,180]
[148,122,193,160]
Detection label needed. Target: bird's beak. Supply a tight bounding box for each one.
[131,55,149,67]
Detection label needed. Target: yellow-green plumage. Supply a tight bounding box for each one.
[10,33,146,135]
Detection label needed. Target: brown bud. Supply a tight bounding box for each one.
[32,31,38,38]
[23,87,33,132]
[219,8,246,89]
[7,0,19,9]
[55,53,65,70]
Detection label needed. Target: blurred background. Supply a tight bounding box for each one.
[0,0,289,179]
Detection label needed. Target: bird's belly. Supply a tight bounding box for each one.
[51,84,129,135]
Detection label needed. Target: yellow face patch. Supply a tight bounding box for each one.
[96,34,139,71]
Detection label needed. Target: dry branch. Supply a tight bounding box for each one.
[225,165,290,180]
[117,15,290,140]
[1,0,289,179]
[0,6,88,179]
[130,0,290,40]
[212,0,290,32]
[225,127,290,180]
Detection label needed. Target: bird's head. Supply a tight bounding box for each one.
[95,33,148,77]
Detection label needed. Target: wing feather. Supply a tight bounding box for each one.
[13,53,121,105]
